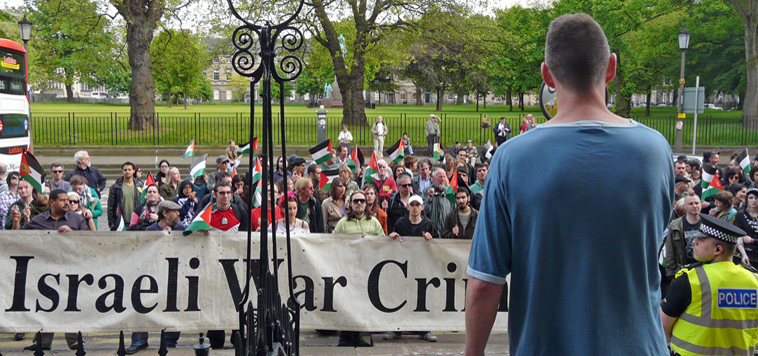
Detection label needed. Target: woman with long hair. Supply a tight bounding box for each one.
[67,192,96,231]
[270,192,309,234]
[173,180,197,226]
[274,156,287,183]
[729,183,748,211]
[156,159,170,187]
[321,177,347,233]
[130,184,162,230]
[363,183,388,235]
[735,188,758,265]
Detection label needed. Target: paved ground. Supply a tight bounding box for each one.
[0,331,510,355]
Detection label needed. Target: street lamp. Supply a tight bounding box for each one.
[674,25,690,152]
[17,15,32,51]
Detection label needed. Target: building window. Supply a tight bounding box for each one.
[213,70,220,81]
[400,93,406,100]
[226,90,232,101]
[412,93,416,100]
[226,70,232,81]
[213,57,219,63]
[214,90,219,100]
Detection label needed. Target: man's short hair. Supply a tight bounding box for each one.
[50,163,63,171]
[397,172,412,183]
[457,147,467,155]
[216,171,232,182]
[338,143,348,152]
[0,162,6,175]
[545,13,610,93]
[418,159,431,169]
[213,181,232,193]
[307,162,319,176]
[74,151,88,164]
[475,163,486,170]
[457,186,471,197]
[50,189,68,203]
[122,161,135,170]
[687,159,701,171]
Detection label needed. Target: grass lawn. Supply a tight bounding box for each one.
[29,101,750,147]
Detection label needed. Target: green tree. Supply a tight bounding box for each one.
[730,0,758,125]
[151,29,209,109]
[228,75,250,102]
[28,0,114,102]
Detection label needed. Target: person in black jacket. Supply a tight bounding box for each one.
[107,162,143,231]
[390,195,438,241]
[194,171,248,214]
[386,173,416,232]
[129,184,161,231]
[294,177,324,233]
[64,151,107,195]
[442,186,478,239]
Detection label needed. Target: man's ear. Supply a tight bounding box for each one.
[605,53,617,84]
[541,62,555,88]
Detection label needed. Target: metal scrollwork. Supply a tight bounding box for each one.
[273,55,302,82]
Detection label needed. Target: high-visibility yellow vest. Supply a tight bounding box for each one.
[671,261,758,356]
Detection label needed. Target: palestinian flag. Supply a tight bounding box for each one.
[238,138,258,155]
[140,172,156,204]
[252,179,263,208]
[702,170,724,200]
[189,154,208,178]
[251,158,262,184]
[320,169,340,191]
[116,207,126,231]
[182,140,195,160]
[309,140,333,165]
[348,146,364,174]
[231,166,237,178]
[364,152,380,183]
[433,140,444,160]
[20,151,45,197]
[738,148,751,175]
[484,140,495,160]
[446,169,459,206]
[701,165,717,189]
[184,203,213,236]
[386,139,405,164]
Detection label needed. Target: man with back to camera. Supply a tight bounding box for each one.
[465,14,674,355]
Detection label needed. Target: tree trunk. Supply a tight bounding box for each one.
[519,92,524,111]
[415,83,423,106]
[483,94,487,109]
[65,84,74,103]
[184,93,188,109]
[167,89,172,108]
[456,93,463,106]
[742,12,758,128]
[476,91,479,112]
[507,86,513,112]
[646,91,652,117]
[672,89,678,107]
[123,9,159,130]
[436,88,443,111]
[613,75,631,118]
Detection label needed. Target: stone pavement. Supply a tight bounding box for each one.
[0,331,510,356]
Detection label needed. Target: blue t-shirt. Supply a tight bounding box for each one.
[468,120,674,355]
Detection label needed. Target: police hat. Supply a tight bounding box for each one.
[697,214,747,244]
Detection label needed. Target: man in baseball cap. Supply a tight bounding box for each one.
[660,213,758,355]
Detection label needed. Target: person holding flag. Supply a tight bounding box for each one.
[271,192,309,234]
[129,184,161,231]
[386,138,405,165]
[373,160,396,202]
[159,168,181,200]
[294,177,324,233]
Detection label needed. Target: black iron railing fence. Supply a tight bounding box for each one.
[30,113,758,147]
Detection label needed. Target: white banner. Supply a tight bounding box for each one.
[0,232,509,333]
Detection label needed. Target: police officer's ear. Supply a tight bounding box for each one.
[715,244,724,255]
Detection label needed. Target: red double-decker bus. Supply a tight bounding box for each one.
[0,39,31,171]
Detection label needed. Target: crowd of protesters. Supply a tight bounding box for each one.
[662,150,758,296]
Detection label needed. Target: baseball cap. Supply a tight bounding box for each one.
[408,195,423,206]
[216,155,230,164]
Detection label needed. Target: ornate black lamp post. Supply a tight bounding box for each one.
[17,15,32,51]
[226,1,304,355]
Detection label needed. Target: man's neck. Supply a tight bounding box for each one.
[685,214,700,225]
[123,177,133,185]
[78,164,88,170]
[50,209,65,219]
[20,196,32,205]
[217,203,231,211]
[409,214,422,223]
[158,220,171,229]
[9,186,17,194]
[459,206,471,214]
[52,177,62,184]
[478,178,485,185]
[353,212,365,220]
[421,174,429,181]
[542,84,628,125]
[299,196,309,204]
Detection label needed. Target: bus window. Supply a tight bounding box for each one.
[0,114,29,138]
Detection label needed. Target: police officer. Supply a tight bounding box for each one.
[660,214,758,356]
